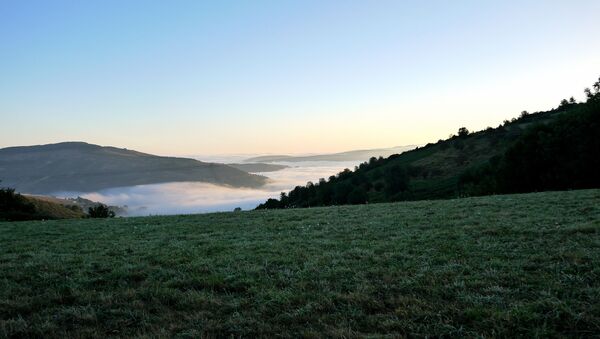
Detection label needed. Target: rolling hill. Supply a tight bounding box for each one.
[0,142,267,194]
[1,187,127,221]
[23,195,86,219]
[0,190,86,221]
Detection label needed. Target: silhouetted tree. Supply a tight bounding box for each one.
[257,198,281,209]
[457,127,470,137]
[88,204,115,218]
[585,77,600,102]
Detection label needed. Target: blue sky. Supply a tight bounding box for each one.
[1,0,599,155]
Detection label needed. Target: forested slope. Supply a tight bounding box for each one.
[258,78,600,209]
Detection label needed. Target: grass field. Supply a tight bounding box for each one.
[1,190,599,337]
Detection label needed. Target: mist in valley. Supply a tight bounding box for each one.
[54,160,360,216]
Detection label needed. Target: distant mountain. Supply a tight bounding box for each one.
[0,142,267,194]
[228,163,289,173]
[244,145,418,163]
[244,155,293,162]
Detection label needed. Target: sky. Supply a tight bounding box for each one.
[1,0,599,156]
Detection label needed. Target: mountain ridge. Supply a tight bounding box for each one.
[244,145,418,163]
[0,142,267,194]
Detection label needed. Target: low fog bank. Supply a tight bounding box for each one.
[191,154,319,164]
[53,161,359,216]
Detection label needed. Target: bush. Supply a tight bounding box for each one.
[0,186,38,221]
[458,127,470,137]
[88,204,115,218]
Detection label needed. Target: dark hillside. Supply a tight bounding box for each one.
[460,81,600,195]
[258,78,599,209]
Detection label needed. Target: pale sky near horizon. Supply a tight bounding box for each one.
[1,1,599,156]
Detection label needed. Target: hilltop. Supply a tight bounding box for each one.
[1,189,598,337]
[0,142,267,194]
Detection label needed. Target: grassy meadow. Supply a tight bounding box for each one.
[1,189,599,337]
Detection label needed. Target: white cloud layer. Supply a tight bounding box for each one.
[54,160,360,216]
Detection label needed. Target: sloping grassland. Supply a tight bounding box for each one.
[1,189,599,337]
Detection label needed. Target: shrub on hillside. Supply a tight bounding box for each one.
[88,204,116,218]
[0,186,38,221]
